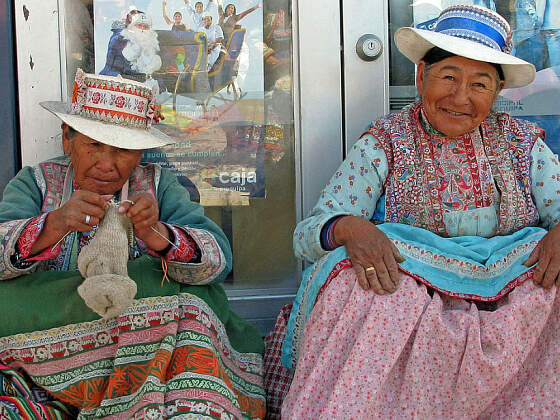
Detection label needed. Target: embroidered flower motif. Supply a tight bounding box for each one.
[114,96,126,108]
[67,340,81,352]
[97,332,111,345]
[145,407,162,419]
[137,100,146,113]
[133,315,146,328]
[35,347,49,361]
[193,402,209,413]
[166,405,178,415]
[91,92,101,104]
[71,68,87,113]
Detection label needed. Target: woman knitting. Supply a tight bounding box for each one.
[0,69,265,419]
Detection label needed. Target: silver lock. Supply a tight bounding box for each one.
[356,34,383,61]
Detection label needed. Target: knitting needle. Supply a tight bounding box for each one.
[51,230,74,252]
[119,199,178,249]
[150,225,178,249]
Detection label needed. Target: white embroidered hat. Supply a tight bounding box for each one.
[40,68,174,150]
[394,4,536,89]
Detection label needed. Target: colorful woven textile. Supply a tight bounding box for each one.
[263,304,293,420]
[0,363,77,419]
[0,257,265,419]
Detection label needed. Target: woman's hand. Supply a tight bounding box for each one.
[118,193,171,252]
[524,223,560,289]
[49,190,111,235]
[30,191,111,256]
[334,216,404,294]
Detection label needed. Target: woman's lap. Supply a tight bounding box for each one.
[1,293,265,419]
[282,268,560,419]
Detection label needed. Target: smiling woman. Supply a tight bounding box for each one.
[270,5,560,419]
[417,55,503,137]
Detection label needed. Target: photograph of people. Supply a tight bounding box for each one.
[100,10,162,78]
[217,0,260,41]
[184,0,216,29]
[162,0,189,31]
[197,12,224,70]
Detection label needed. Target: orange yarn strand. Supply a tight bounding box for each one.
[160,257,170,287]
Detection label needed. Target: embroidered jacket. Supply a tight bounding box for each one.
[0,155,231,283]
[295,102,560,262]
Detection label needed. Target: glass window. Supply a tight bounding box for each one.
[388,0,560,153]
[62,0,298,302]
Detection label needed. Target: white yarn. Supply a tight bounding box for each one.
[77,202,137,319]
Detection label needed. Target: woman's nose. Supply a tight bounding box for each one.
[451,82,471,103]
[94,149,119,171]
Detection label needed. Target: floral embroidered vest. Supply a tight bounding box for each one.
[363,102,544,237]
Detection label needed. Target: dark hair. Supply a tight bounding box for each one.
[174,11,182,18]
[65,125,78,139]
[225,4,236,15]
[125,9,144,25]
[421,47,504,82]
[195,2,203,7]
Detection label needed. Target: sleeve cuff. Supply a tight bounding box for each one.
[145,223,198,263]
[16,213,63,261]
[320,215,346,251]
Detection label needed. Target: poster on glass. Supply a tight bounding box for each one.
[94,0,265,205]
[411,0,560,151]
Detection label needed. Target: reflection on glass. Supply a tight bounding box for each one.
[63,0,297,290]
[389,0,560,153]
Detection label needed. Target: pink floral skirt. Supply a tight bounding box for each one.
[282,268,560,419]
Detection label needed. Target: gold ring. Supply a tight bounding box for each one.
[365,266,376,273]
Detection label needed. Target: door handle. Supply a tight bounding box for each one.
[356,34,383,61]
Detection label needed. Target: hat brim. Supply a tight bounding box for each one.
[40,101,174,150]
[394,27,536,89]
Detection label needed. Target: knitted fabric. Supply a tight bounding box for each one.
[77,202,137,318]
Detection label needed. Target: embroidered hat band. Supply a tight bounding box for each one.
[40,69,173,150]
[432,5,512,53]
[71,68,159,130]
[394,5,536,89]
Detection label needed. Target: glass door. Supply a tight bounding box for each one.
[56,0,303,334]
[14,0,390,334]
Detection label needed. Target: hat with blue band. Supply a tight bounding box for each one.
[395,5,535,89]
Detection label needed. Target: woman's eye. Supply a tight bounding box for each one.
[473,82,487,88]
[443,75,455,81]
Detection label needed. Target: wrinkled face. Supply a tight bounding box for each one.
[195,2,203,13]
[202,15,212,28]
[225,4,235,16]
[416,56,504,137]
[62,124,143,195]
[173,12,182,24]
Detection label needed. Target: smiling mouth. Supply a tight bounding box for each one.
[442,108,470,117]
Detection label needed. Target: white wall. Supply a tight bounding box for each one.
[15,0,64,167]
